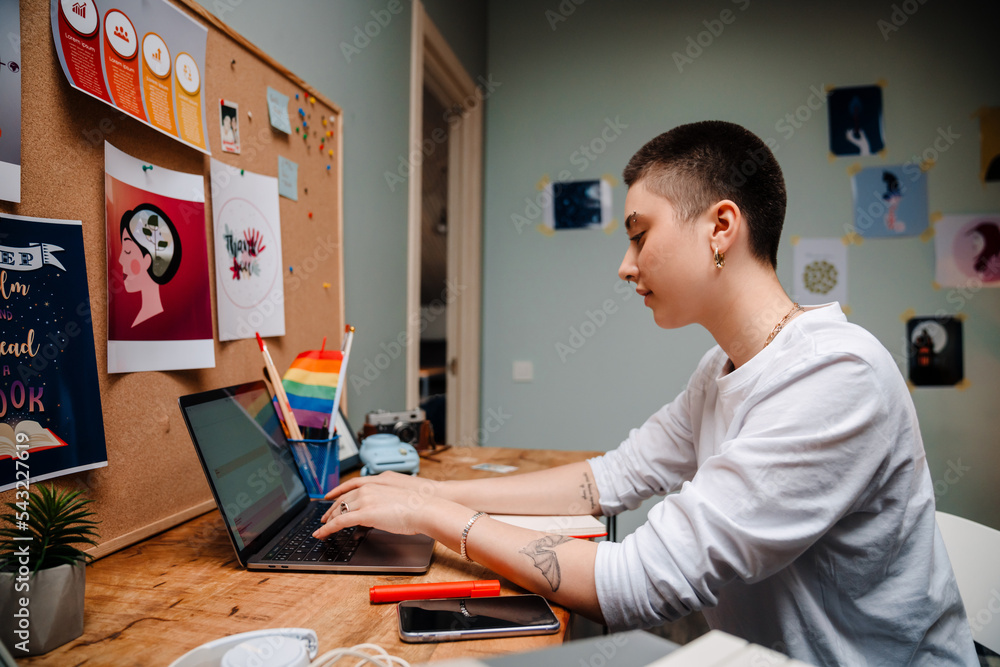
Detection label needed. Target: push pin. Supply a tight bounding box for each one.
[308,212,313,219]
[328,149,333,157]
[309,96,316,104]
[322,282,331,289]
[142,165,153,172]
[326,165,331,171]
[240,169,245,176]
[247,111,253,120]
[230,58,236,67]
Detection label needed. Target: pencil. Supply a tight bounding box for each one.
[257,333,320,490]
[256,333,302,439]
[327,325,354,439]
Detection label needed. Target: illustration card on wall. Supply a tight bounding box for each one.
[0,213,108,492]
[827,85,885,157]
[979,107,1000,183]
[220,98,240,154]
[792,238,848,306]
[0,0,21,203]
[210,159,285,341]
[934,214,1000,288]
[105,142,214,372]
[907,316,963,387]
[50,0,210,153]
[851,165,928,238]
[542,179,613,230]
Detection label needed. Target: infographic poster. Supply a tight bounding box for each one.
[50,0,210,153]
[105,142,214,372]
[0,0,21,202]
[210,158,286,341]
[0,213,108,492]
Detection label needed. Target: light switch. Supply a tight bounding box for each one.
[512,361,534,382]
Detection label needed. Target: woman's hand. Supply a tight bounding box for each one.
[312,472,447,539]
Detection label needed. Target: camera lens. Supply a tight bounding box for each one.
[393,421,418,444]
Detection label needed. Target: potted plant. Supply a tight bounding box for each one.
[0,484,100,657]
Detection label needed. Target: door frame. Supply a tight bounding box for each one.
[406,3,483,445]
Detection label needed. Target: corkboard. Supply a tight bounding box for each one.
[0,0,344,558]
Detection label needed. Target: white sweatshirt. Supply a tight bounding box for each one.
[589,303,977,666]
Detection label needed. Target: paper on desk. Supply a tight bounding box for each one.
[471,462,517,473]
[492,514,607,539]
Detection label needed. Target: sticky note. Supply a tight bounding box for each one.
[267,87,292,134]
[278,156,298,201]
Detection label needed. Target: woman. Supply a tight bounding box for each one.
[314,121,976,665]
[118,203,181,327]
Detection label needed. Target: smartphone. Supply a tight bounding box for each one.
[397,594,560,643]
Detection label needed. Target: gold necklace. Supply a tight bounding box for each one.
[763,303,804,347]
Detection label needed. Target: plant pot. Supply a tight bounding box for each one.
[0,562,85,657]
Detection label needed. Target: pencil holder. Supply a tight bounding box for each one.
[287,436,340,499]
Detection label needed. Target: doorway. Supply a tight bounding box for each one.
[418,88,449,442]
[406,4,483,446]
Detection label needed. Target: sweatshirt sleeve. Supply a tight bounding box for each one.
[594,352,901,630]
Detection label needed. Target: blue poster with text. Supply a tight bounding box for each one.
[0,213,107,492]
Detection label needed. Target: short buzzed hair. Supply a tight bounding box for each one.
[623,121,786,268]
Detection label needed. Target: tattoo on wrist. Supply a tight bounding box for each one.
[519,535,572,592]
[580,472,598,512]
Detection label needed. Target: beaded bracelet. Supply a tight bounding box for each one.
[460,511,488,562]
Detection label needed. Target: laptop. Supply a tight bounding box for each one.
[178,381,435,573]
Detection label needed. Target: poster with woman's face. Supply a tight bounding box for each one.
[104,142,215,372]
[934,214,1000,288]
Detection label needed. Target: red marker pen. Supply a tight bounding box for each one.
[369,579,501,604]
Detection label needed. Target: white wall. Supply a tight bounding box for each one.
[481,0,1000,531]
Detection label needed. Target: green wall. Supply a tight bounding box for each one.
[481,0,1000,531]
[205,0,999,532]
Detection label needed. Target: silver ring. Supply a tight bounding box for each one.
[340,501,350,514]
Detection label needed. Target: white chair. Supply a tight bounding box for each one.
[936,510,1000,655]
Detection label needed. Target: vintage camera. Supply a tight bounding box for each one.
[363,408,437,451]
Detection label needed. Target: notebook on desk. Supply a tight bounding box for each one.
[178,381,434,573]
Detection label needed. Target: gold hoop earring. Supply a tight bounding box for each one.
[714,247,725,269]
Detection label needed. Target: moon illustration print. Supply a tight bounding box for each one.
[119,204,182,327]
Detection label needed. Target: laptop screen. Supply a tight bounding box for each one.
[181,382,308,551]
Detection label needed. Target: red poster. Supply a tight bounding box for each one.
[55,0,112,104]
[102,8,145,121]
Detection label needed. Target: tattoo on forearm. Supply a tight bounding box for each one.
[519,535,572,592]
[579,472,598,512]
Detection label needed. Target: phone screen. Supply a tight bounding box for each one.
[397,594,560,642]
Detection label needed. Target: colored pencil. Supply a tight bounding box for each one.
[257,333,319,489]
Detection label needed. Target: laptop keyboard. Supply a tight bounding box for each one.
[263,504,367,563]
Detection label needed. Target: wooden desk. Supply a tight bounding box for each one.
[22,447,602,666]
